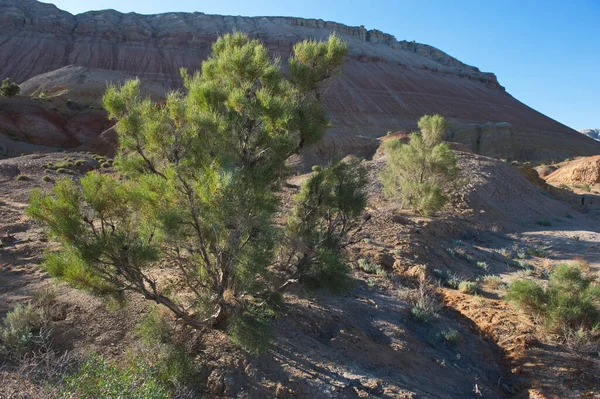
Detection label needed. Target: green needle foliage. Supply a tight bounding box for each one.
[0,78,20,97]
[506,263,600,332]
[284,157,367,292]
[380,114,458,216]
[27,32,347,334]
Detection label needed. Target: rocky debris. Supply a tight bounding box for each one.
[545,155,600,186]
[1,1,599,161]
[580,128,600,141]
[534,164,558,178]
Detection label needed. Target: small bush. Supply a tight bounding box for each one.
[75,160,85,166]
[380,114,459,216]
[0,304,47,357]
[56,168,68,174]
[579,184,591,192]
[357,258,387,277]
[524,247,549,258]
[458,281,479,295]
[536,220,552,227]
[513,260,532,271]
[482,275,504,290]
[228,308,272,355]
[58,353,170,399]
[410,306,434,323]
[476,261,489,271]
[42,175,53,182]
[0,78,20,97]
[506,263,600,332]
[136,310,172,346]
[15,174,29,181]
[101,162,111,168]
[432,268,461,289]
[439,328,460,344]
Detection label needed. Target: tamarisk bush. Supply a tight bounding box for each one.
[28,32,347,336]
[380,114,458,216]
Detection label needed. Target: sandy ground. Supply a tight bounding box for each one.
[0,151,599,398]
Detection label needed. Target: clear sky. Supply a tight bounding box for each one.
[47,0,600,130]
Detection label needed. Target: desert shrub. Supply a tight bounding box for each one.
[228,307,272,355]
[357,258,387,277]
[506,263,600,332]
[56,168,68,174]
[284,157,367,292]
[28,32,347,342]
[476,261,489,271]
[0,304,47,357]
[100,162,111,168]
[432,268,461,289]
[482,275,504,290]
[57,353,170,399]
[380,114,458,216]
[439,328,460,344]
[524,246,549,258]
[75,160,85,166]
[0,78,20,97]
[408,278,441,323]
[42,175,53,182]
[536,220,552,226]
[580,184,592,192]
[410,307,434,323]
[15,174,29,181]
[458,281,479,295]
[134,310,197,389]
[136,311,172,346]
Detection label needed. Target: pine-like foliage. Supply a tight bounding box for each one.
[27,32,347,330]
[284,157,367,292]
[507,263,600,332]
[0,78,20,97]
[380,114,458,216]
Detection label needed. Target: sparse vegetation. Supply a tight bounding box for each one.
[27,32,348,347]
[506,263,600,334]
[357,258,387,277]
[42,175,53,182]
[579,183,591,192]
[284,157,367,292]
[476,261,489,271]
[0,304,47,357]
[482,275,504,290]
[439,328,460,344]
[15,174,29,181]
[57,353,170,399]
[380,114,459,216]
[0,78,20,97]
[458,281,479,295]
[536,220,552,227]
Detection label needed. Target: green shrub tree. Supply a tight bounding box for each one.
[506,263,600,332]
[0,78,20,97]
[283,157,367,292]
[380,114,458,216]
[27,32,347,330]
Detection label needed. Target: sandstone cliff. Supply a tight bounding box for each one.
[1,0,599,161]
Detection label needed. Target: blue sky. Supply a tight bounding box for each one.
[48,0,600,130]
